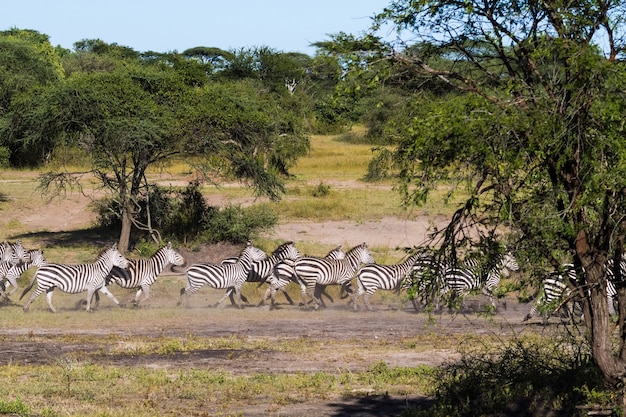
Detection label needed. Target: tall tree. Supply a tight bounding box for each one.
[2,41,310,252]
[365,0,626,394]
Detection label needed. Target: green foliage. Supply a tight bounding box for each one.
[0,398,30,416]
[200,203,278,244]
[311,182,331,197]
[406,335,610,417]
[94,181,279,245]
[364,147,395,181]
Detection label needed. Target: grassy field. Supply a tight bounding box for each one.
[0,132,538,417]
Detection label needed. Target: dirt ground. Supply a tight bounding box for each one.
[0,183,551,416]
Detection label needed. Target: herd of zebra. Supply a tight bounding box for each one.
[0,238,622,321]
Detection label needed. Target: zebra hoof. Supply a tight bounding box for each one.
[22,306,29,312]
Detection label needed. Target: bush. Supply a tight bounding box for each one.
[94,181,278,245]
[401,334,615,417]
[200,204,278,244]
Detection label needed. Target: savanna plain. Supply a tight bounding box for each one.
[0,132,554,416]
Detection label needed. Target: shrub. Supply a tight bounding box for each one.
[94,181,278,245]
[402,334,614,417]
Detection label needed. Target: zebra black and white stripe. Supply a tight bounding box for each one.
[523,264,581,322]
[221,241,301,306]
[262,245,345,307]
[293,242,375,310]
[353,252,425,311]
[443,253,519,309]
[179,242,266,308]
[524,259,622,323]
[20,245,128,313]
[0,249,46,299]
[106,242,185,307]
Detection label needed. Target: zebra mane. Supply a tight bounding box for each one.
[345,242,367,256]
[270,241,294,256]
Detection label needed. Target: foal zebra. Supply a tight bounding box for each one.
[353,252,425,311]
[21,245,128,313]
[262,245,345,307]
[179,242,266,308]
[106,242,185,307]
[443,253,519,309]
[293,242,375,310]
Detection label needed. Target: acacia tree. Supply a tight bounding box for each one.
[3,40,310,253]
[363,0,626,392]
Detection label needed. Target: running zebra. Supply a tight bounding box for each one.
[0,249,46,300]
[293,242,375,310]
[222,241,301,306]
[524,259,622,323]
[443,253,519,309]
[21,245,128,313]
[353,252,426,311]
[106,242,185,307]
[0,240,28,270]
[262,245,346,307]
[523,264,581,322]
[179,242,266,308]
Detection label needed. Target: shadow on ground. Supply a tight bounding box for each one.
[326,394,434,416]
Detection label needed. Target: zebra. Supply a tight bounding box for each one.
[179,242,267,308]
[20,245,128,313]
[0,240,28,271]
[221,241,301,306]
[293,242,376,310]
[525,259,623,323]
[442,253,519,310]
[523,264,581,323]
[106,242,185,307]
[262,245,346,307]
[0,249,46,300]
[353,252,426,311]
[404,253,447,311]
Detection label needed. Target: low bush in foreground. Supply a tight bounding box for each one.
[402,334,618,417]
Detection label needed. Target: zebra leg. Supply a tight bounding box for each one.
[22,288,44,312]
[233,286,244,309]
[306,284,322,310]
[216,288,234,308]
[352,287,364,311]
[363,291,376,311]
[280,288,295,305]
[97,286,122,309]
[135,285,150,307]
[45,290,57,313]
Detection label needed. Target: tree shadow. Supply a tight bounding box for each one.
[327,394,434,416]
[10,226,118,247]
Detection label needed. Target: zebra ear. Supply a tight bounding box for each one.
[167,242,172,248]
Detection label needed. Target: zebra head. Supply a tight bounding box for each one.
[10,240,29,265]
[164,242,186,267]
[500,253,519,276]
[271,241,301,261]
[104,245,129,269]
[27,249,46,267]
[0,241,11,263]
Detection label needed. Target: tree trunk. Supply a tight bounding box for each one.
[118,205,132,255]
[576,230,626,388]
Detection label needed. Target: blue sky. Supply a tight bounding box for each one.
[3,0,393,56]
